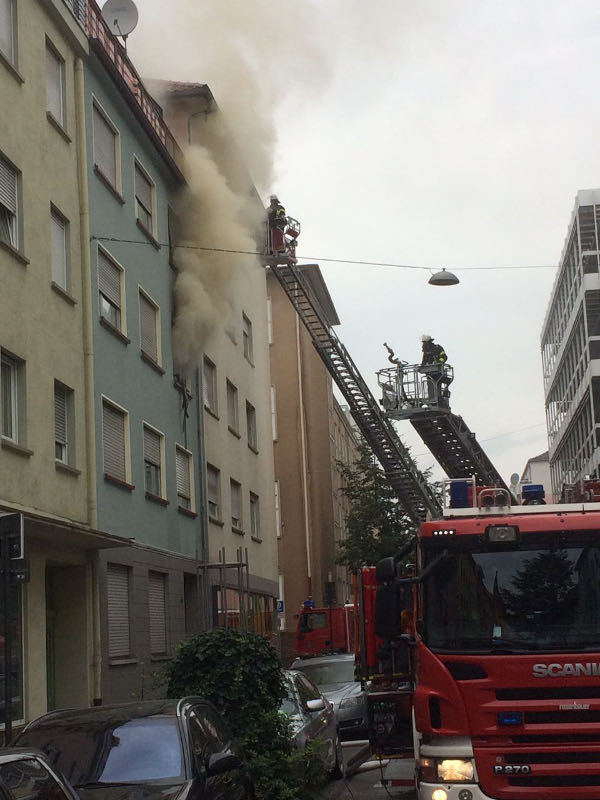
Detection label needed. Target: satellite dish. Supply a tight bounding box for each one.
[101,0,139,40]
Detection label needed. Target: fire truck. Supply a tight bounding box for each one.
[372,476,600,800]
[294,602,356,657]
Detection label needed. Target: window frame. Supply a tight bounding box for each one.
[50,205,69,290]
[0,0,16,67]
[134,159,156,237]
[250,491,260,540]
[143,422,165,500]
[98,246,126,335]
[207,463,221,521]
[92,98,121,192]
[0,152,19,251]
[139,287,161,366]
[101,397,131,485]
[54,380,74,465]
[175,445,195,512]
[226,380,239,435]
[203,357,218,415]
[246,400,257,451]
[107,562,131,659]
[45,39,65,127]
[230,478,242,531]
[1,350,19,443]
[242,313,253,363]
[148,570,167,656]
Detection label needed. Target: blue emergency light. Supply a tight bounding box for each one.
[497,711,523,726]
[521,484,545,505]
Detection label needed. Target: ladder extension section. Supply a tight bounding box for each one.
[410,413,510,491]
[271,261,441,523]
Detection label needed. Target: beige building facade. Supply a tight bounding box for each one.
[0,0,122,723]
[267,264,359,657]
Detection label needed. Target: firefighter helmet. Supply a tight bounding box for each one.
[421,334,433,342]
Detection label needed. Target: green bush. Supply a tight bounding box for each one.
[166,628,328,800]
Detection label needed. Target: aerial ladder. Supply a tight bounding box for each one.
[377,350,511,492]
[266,221,440,524]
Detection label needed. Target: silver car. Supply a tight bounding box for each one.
[281,669,344,777]
[291,653,368,740]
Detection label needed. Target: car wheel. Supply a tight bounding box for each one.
[330,732,345,780]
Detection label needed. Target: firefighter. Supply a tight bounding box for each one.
[268,195,286,230]
[420,334,447,367]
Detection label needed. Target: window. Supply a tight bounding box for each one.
[0,0,14,64]
[207,464,220,520]
[50,207,68,289]
[203,358,217,414]
[135,162,154,234]
[274,480,282,538]
[1,351,22,443]
[176,446,193,511]
[148,571,167,655]
[242,314,253,362]
[0,154,18,249]
[143,424,163,498]
[93,102,119,188]
[246,401,257,450]
[46,42,64,125]
[226,380,238,433]
[107,563,130,658]
[98,249,123,331]
[102,399,128,482]
[139,290,159,364]
[230,479,242,530]
[250,492,260,539]
[54,381,72,463]
[270,386,277,440]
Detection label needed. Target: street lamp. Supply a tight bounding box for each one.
[428,268,459,286]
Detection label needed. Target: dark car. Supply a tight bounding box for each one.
[13,698,252,800]
[0,748,80,800]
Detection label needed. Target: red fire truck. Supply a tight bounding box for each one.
[371,476,600,799]
[295,603,356,657]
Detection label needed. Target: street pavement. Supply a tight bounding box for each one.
[320,742,416,800]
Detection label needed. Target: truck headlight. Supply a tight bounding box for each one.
[419,758,475,783]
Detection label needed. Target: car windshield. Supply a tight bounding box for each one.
[17,716,184,786]
[296,660,356,687]
[423,531,600,653]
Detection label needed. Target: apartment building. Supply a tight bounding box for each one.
[267,264,359,656]
[0,0,110,721]
[158,82,280,638]
[542,189,600,498]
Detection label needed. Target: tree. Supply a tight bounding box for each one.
[166,627,327,800]
[336,439,419,570]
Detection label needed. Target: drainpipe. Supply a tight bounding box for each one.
[296,314,312,593]
[75,57,101,703]
[195,368,210,628]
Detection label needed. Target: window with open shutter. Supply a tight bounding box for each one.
[54,382,67,462]
[230,479,242,530]
[143,425,162,496]
[102,401,126,481]
[51,209,67,288]
[107,563,130,658]
[148,571,167,654]
[0,155,17,248]
[139,292,158,362]
[176,447,192,510]
[98,250,122,329]
[207,464,220,520]
[135,163,153,232]
[93,104,117,186]
[46,44,64,125]
[226,381,238,433]
[0,0,14,63]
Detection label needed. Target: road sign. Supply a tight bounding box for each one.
[277,600,284,614]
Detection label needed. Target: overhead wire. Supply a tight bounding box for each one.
[90,236,557,273]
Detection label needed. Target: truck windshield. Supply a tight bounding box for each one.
[422,531,600,653]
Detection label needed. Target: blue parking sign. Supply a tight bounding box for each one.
[276,600,284,614]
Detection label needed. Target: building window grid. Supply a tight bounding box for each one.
[143,424,163,497]
[545,311,587,444]
[551,396,594,497]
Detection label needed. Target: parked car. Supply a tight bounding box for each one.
[281,669,343,777]
[291,653,368,740]
[0,748,79,800]
[12,698,252,800]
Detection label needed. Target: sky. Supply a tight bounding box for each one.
[126,0,600,488]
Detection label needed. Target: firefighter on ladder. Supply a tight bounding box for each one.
[268,195,287,255]
[420,334,450,405]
